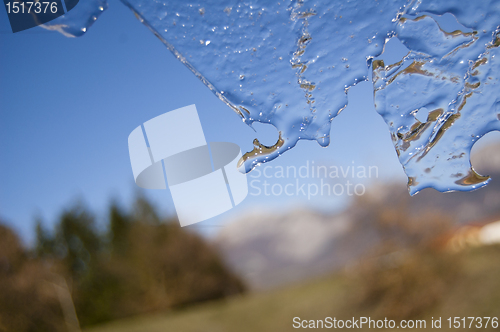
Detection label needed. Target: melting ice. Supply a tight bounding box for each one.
[47,0,500,194]
[41,0,107,37]
[373,1,500,194]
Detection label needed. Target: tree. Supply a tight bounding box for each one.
[0,223,66,332]
[28,196,246,327]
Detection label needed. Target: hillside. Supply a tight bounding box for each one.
[85,244,500,332]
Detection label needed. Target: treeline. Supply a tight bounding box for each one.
[0,196,245,331]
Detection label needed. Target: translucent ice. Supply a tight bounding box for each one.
[373,0,500,194]
[119,0,412,172]
[49,0,500,194]
[40,0,107,37]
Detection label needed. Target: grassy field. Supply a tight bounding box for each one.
[85,245,500,332]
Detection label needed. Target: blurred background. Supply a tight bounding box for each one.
[1,0,499,331]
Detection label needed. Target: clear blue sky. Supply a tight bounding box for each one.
[2,0,495,243]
